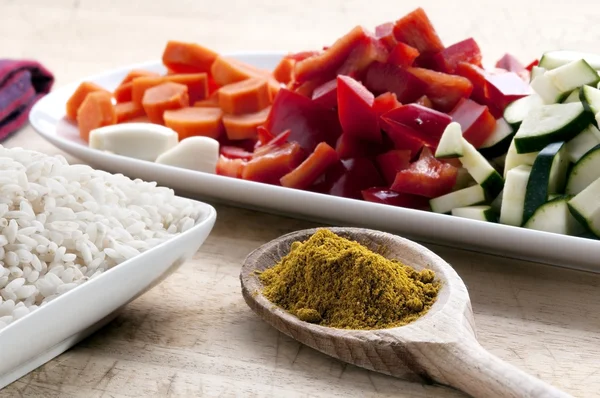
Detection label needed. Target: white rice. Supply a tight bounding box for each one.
[0,146,206,331]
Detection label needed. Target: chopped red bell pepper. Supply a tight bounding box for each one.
[376,149,411,185]
[495,53,525,73]
[265,88,342,153]
[390,147,458,198]
[286,51,321,62]
[242,142,306,185]
[323,158,385,200]
[312,79,338,109]
[216,155,247,178]
[220,146,254,160]
[254,129,292,157]
[337,36,389,79]
[256,126,275,146]
[431,38,482,73]
[387,42,420,68]
[525,59,539,72]
[485,71,532,111]
[379,118,425,159]
[364,62,427,103]
[392,8,444,54]
[373,92,402,117]
[335,133,389,159]
[449,98,496,148]
[454,62,488,104]
[407,67,473,112]
[337,75,381,143]
[375,22,397,50]
[361,188,430,210]
[280,142,340,189]
[382,104,452,148]
[294,25,369,83]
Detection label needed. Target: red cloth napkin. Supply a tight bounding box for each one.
[0,59,54,140]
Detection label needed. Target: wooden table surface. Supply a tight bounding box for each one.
[2,0,600,396]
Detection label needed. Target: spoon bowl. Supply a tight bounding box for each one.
[240,227,570,398]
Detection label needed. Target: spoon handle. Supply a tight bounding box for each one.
[434,338,571,398]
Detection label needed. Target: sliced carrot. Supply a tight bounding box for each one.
[115,101,146,123]
[162,40,218,74]
[76,91,116,142]
[142,82,189,124]
[210,56,256,86]
[218,77,270,115]
[163,107,223,140]
[280,142,339,189]
[193,91,220,108]
[272,57,295,84]
[113,82,133,103]
[165,73,208,104]
[66,81,110,121]
[132,76,166,107]
[119,69,160,85]
[222,107,271,140]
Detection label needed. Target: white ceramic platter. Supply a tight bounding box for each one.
[29,52,600,273]
[0,201,216,389]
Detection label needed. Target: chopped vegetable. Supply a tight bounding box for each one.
[163,107,223,140]
[222,106,271,140]
[142,82,189,124]
[76,91,116,142]
[115,101,146,123]
[156,136,219,173]
[66,81,110,121]
[218,77,271,115]
[162,40,218,73]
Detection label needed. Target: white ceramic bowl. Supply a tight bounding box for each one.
[0,200,216,389]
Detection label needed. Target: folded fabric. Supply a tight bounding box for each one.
[0,59,54,141]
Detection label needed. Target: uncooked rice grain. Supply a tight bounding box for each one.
[0,146,206,331]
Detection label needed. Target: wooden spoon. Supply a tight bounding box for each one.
[240,227,571,398]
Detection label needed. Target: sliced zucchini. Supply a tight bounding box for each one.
[562,89,581,103]
[524,195,585,235]
[499,165,531,226]
[579,85,600,115]
[451,205,498,222]
[459,138,504,198]
[513,102,590,153]
[568,177,600,237]
[503,94,544,129]
[430,184,486,214]
[435,122,463,158]
[479,118,514,159]
[529,66,546,82]
[539,50,600,70]
[565,124,600,163]
[565,144,600,195]
[504,139,538,178]
[490,190,503,214]
[490,154,506,173]
[522,141,568,223]
[530,74,563,104]
[545,59,600,93]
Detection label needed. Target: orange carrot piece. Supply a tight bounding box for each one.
[210,56,255,86]
[163,107,223,140]
[194,91,220,108]
[115,101,146,123]
[218,77,270,115]
[222,107,271,140]
[66,81,110,121]
[162,40,218,74]
[165,73,208,104]
[131,76,166,107]
[280,142,339,189]
[142,82,189,125]
[119,69,160,85]
[114,82,133,103]
[273,57,295,84]
[76,91,116,142]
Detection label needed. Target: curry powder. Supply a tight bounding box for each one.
[259,229,440,330]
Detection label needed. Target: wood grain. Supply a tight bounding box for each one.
[241,228,569,398]
[1,0,600,397]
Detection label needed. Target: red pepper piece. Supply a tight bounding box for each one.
[376,149,412,186]
[431,38,483,73]
[407,67,473,112]
[361,187,430,210]
[364,62,427,104]
[393,8,444,54]
[387,42,420,68]
[337,75,381,143]
[449,98,496,148]
[382,104,452,148]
